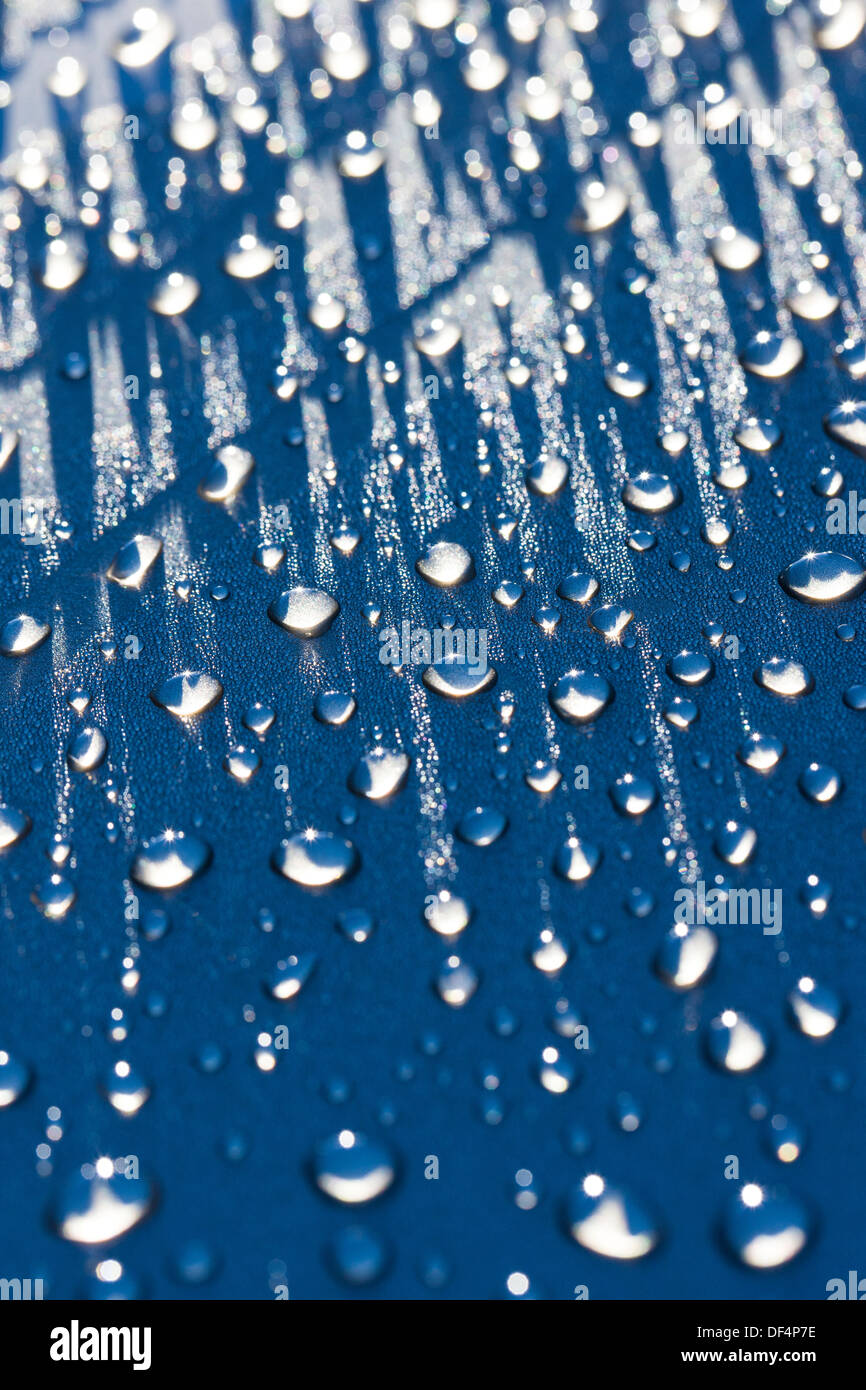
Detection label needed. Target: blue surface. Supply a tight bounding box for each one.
[1,0,865,1299]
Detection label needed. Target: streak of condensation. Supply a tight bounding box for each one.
[275,284,317,382]
[362,351,403,559]
[637,627,701,886]
[0,191,39,369]
[728,54,823,326]
[457,236,535,555]
[201,324,250,449]
[0,368,61,571]
[88,319,146,537]
[382,97,489,310]
[291,160,371,335]
[300,394,338,584]
[402,343,455,542]
[142,320,178,505]
[775,14,866,325]
[619,141,745,521]
[83,104,152,261]
[643,0,679,107]
[409,676,457,888]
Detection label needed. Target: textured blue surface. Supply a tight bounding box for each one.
[1,0,865,1299]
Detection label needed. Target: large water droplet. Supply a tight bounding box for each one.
[131,830,212,890]
[199,445,255,503]
[565,1175,661,1259]
[415,541,475,587]
[348,749,411,801]
[313,1131,396,1204]
[269,588,340,637]
[272,830,358,887]
[107,535,162,588]
[824,401,866,457]
[740,330,804,379]
[549,671,613,724]
[51,1161,155,1244]
[780,551,866,604]
[0,614,51,656]
[151,672,224,719]
[721,1184,810,1269]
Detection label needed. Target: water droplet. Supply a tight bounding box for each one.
[798,762,842,804]
[589,604,633,641]
[424,891,471,937]
[314,690,356,725]
[709,225,762,271]
[780,551,866,604]
[740,330,804,379]
[622,472,681,513]
[715,821,757,866]
[738,731,785,772]
[786,279,839,321]
[423,654,496,699]
[667,651,714,686]
[148,271,200,317]
[721,1184,810,1268]
[605,361,650,399]
[268,587,340,637]
[51,1161,155,1244]
[107,535,162,589]
[755,659,814,698]
[33,874,77,919]
[557,571,599,605]
[266,952,317,1001]
[272,830,358,887]
[565,1174,661,1259]
[549,671,613,724]
[223,233,274,280]
[824,401,866,457]
[349,749,410,801]
[151,672,223,719]
[610,773,656,816]
[573,178,627,233]
[0,1050,31,1106]
[554,836,601,882]
[313,1131,396,1204]
[526,452,569,497]
[435,955,479,1006]
[525,760,561,793]
[199,445,255,503]
[457,806,507,846]
[103,1061,151,1116]
[706,1010,768,1071]
[0,804,32,849]
[788,976,842,1037]
[656,924,718,989]
[834,337,866,380]
[415,540,475,587]
[67,727,108,773]
[735,417,781,452]
[0,614,51,656]
[131,830,212,890]
[223,746,261,783]
[309,293,346,332]
[414,319,462,358]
